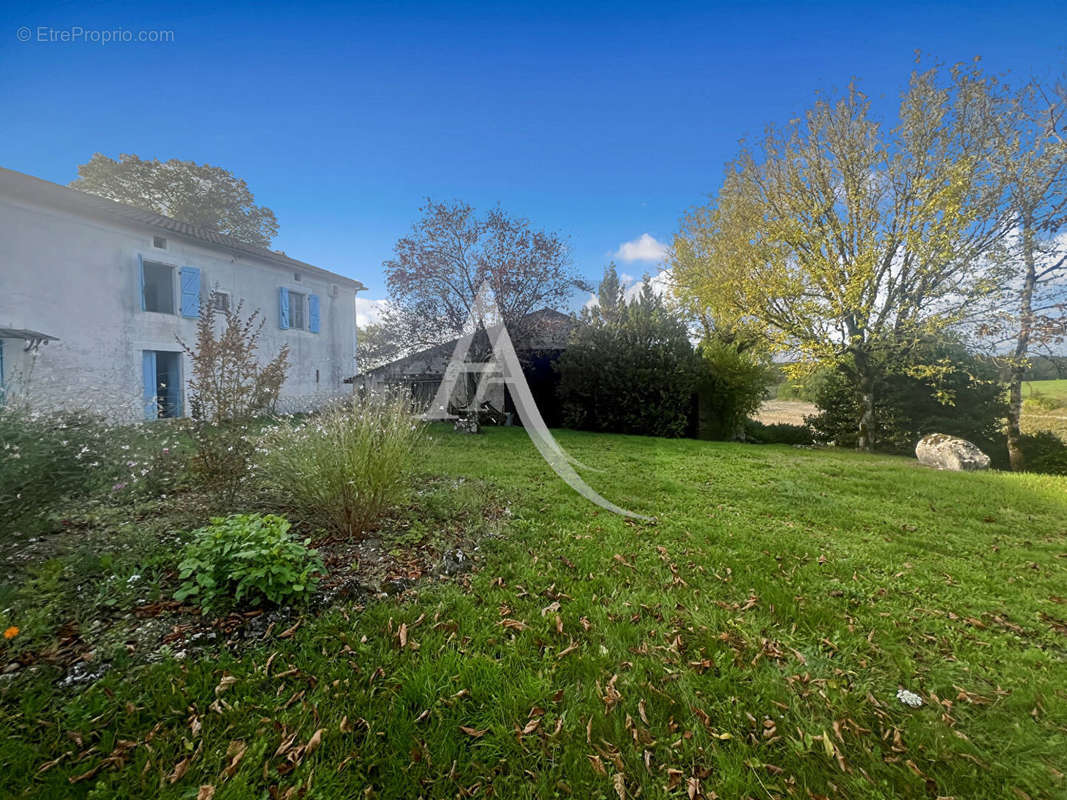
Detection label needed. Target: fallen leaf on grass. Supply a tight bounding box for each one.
[197,785,216,800]
[214,674,237,696]
[221,741,247,779]
[613,772,626,799]
[460,726,488,738]
[168,757,190,784]
[305,729,325,757]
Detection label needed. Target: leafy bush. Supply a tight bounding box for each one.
[256,395,427,537]
[695,339,774,440]
[808,338,1006,456]
[556,281,703,438]
[744,420,815,445]
[174,513,323,610]
[1018,431,1067,475]
[1023,390,1064,412]
[179,292,289,499]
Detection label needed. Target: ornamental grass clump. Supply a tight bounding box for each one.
[256,394,428,537]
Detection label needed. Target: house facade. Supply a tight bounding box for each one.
[0,167,365,420]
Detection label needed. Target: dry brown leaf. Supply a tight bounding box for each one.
[214,674,237,696]
[168,757,190,784]
[197,785,216,800]
[460,725,488,738]
[304,728,325,757]
[221,740,247,779]
[613,772,626,799]
[398,623,408,648]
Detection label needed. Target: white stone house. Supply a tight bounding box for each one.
[0,166,366,420]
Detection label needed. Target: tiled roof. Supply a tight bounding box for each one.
[0,166,366,290]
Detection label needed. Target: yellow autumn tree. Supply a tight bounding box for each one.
[672,63,1012,450]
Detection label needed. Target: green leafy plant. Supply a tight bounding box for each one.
[556,275,703,438]
[744,420,815,445]
[1018,431,1067,475]
[695,338,774,440]
[256,395,428,537]
[174,513,324,610]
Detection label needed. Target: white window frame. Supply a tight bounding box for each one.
[289,290,307,330]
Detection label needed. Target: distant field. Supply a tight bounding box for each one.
[1026,378,1067,401]
[759,384,1067,442]
[1023,379,1067,439]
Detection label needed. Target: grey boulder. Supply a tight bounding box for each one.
[915,434,991,472]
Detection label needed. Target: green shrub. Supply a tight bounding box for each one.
[745,420,815,445]
[556,282,703,438]
[695,340,774,440]
[808,337,1006,456]
[1018,431,1067,475]
[1023,390,1064,412]
[256,395,427,537]
[174,513,323,610]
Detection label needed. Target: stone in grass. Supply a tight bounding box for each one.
[915,433,991,472]
[453,417,480,434]
[897,688,924,708]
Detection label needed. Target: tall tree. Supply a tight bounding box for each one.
[71,154,279,248]
[595,262,626,322]
[672,63,1012,450]
[356,322,405,373]
[383,200,588,351]
[982,79,1067,470]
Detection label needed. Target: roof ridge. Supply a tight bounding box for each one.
[0,165,366,290]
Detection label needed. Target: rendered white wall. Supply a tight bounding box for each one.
[0,195,358,420]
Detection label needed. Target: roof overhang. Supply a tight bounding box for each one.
[0,327,59,350]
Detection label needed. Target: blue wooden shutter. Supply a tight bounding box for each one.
[308,293,320,333]
[142,351,157,420]
[179,267,201,318]
[279,287,290,329]
[138,254,145,311]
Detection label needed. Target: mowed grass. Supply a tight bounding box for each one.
[2,427,1066,799]
[1027,379,1067,402]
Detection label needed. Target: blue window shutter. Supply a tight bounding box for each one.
[138,254,145,311]
[142,351,158,420]
[308,294,320,333]
[279,287,290,329]
[179,267,201,318]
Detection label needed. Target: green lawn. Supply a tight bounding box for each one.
[1027,379,1067,401]
[2,427,1066,799]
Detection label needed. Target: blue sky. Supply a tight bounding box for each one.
[2,1,1065,321]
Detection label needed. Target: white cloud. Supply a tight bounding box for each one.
[614,233,669,263]
[355,296,391,327]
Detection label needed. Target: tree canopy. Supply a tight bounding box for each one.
[383,200,588,352]
[672,62,1015,449]
[71,154,280,248]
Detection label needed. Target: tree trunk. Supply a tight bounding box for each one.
[854,349,876,451]
[1007,219,1037,472]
